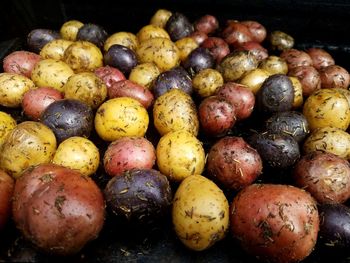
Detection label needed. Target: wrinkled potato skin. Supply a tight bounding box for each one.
[0,111,16,147]
[104,32,139,52]
[150,9,172,28]
[192,68,223,97]
[0,170,14,230]
[129,62,160,89]
[40,39,74,60]
[172,175,229,251]
[60,20,84,41]
[259,55,288,75]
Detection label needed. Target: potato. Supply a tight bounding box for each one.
[230,184,319,263]
[0,111,16,147]
[307,47,335,70]
[153,89,199,136]
[27,29,60,53]
[192,68,223,97]
[94,66,126,89]
[150,9,172,28]
[95,97,149,141]
[63,72,107,109]
[31,59,74,92]
[302,127,350,160]
[104,44,138,75]
[166,12,194,42]
[194,15,219,35]
[60,20,84,41]
[137,24,170,43]
[190,31,208,45]
[52,136,100,176]
[3,50,41,78]
[172,175,229,251]
[319,65,350,89]
[129,62,160,89]
[183,47,214,76]
[288,65,321,97]
[201,37,230,64]
[39,39,73,60]
[76,23,108,50]
[0,121,57,178]
[156,130,205,182]
[239,68,270,94]
[289,76,304,109]
[104,32,138,52]
[303,88,350,131]
[268,30,294,51]
[136,37,180,72]
[241,20,267,43]
[236,41,268,62]
[175,37,199,62]
[259,55,288,75]
[63,41,103,72]
[280,48,313,70]
[0,170,14,230]
[222,21,253,48]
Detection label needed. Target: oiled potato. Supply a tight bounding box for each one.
[129,62,160,89]
[137,24,170,43]
[259,55,288,75]
[0,73,36,107]
[60,20,84,41]
[289,76,303,109]
[31,59,74,92]
[40,39,74,60]
[52,136,99,176]
[0,111,16,147]
[153,89,199,136]
[239,68,271,94]
[150,9,172,28]
[192,68,223,97]
[156,130,205,182]
[104,32,138,52]
[175,37,199,62]
[172,175,229,251]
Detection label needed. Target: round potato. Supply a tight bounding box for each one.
[129,62,160,89]
[104,32,138,52]
[259,55,288,75]
[3,50,41,78]
[269,30,294,51]
[192,68,223,97]
[60,20,84,41]
[172,175,229,251]
[307,48,335,70]
[40,39,74,60]
[319,65,350,89]
[288,65,321,97]
[175,37,199,62]
[94,66,126,89]
[31,59,74,92]
[137,24,170,43]
[156,130,205,182]
[280,48,313,70]
[95,97,149,141]
[239,68,270,94]
[289,76,303,109]
[194,15,219,35]
[0,111,16,147]
[201,37,230,64]
[150,9,172,28]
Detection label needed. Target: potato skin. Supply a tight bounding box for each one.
[288,65,321,97]
[150,9,172,29]
[175,37,199,62]
[319,65,350,89]
[172,175,229,251]
[259,55,288,75]
[201,37,230,64]
[0,170,14,230]
[60,20,84,41]
[137,24,170,43]
[76,23,108,50]
[241,20,267,43]
[230,184,319,263]
[0,111,16,147]
[222,22,253,48]
[307,48,335,70]
[94,66,126,89]
[192,68,223,97]
[104,32,139,52]
[104,44,138,76]
[39,39,73,60]
[166,12,194,42]
[129,62,160,89]
[239,68,270,95]
[27,29,60,53]
[194,15,219,35]
[236,41,268,62]
[289,76,304,109]
[280,49,313,70]
[3,51,41,78]
[269,30,294,51]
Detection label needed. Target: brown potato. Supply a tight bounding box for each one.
[0,170,14,230]
[280,49,313,70]
[319,65,350,89]
[307,47,335,70]
[288,65,321,97]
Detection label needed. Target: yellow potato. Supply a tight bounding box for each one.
[172,174,229,251]
[137,24,170,43]
[0,73,36,107]
[175,37,199,62]
[156,130,205,182]
[40,39,74,60]
[150,9,172,28]
[95,97,149,141]
[192,68,223,97]
[0,111,16,147]
[239,68,270,94]
[104,32,138,52]
[60,20,84,41]
[31,59,74,92]
[259,55,288,75]
[129,62,160,89]
[52,136,99,176]
[289,76,303,109]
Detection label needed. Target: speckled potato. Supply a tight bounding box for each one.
[31,59,74,92]
[136,37,180,72]
[129,62,160,89]
[303,89,350,131]
[104,32,138,52]
[289,76,304,109]
[60,20,84,41]
[175,37,199,62]
[52,136,99,176]
[172,174,229,251]
[0,112,16,147]
[0,121,57,178]
[192,68,223,97]
[239,68,271,94]
[63,41,103,72]
[137,25,170,43]
[63,72,107,109]
[303,127,350,160]
[0,73,36,107]
[153,89,199,136]
[156,130,205,182]
[40,39,74,60]
[259,55,288,75]
[150,9,172,28]
[269,30,294,51]
[95,97,149,141]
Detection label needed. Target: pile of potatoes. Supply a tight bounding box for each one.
[1,7,350,263]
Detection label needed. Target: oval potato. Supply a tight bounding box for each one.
[40,39,74,60]
[129,62,160,89]
[104,32,138,52]
[60,20,84,41]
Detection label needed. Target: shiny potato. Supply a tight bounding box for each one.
[39,39,74,60]
[150,9,172,28]
[241,20,267,43]
[60,20,84,41]
[236,41,268,62]
[129,62,160,89]
[3,50,41,78]
[137,24,170,43]
[104,32,139,52]
[201,37,230,64]
[307,47,335,70]
[194,14,219,35]
[192,68,223,97]
[239,68,271,94]
[190,31,208,45]
[222,21,253,48]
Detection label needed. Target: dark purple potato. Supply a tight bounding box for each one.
[41,99,93,143]
[27,29,60,53]
[248,131,300,169]
[76,23,108,49]
[152,66,192,98]
[182,47,214,76]
[166,12,194,41]
[265,111,310,143]
[104,169,172,224]
[256,74,294,114]
[104,44,138,76]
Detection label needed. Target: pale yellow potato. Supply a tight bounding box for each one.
[137,24,170,43]
[60,20,84,41]
[175,37,199,62]
[104,32,138,52]
[0,111,16,147]
[259,55,288,75]
[289,76,303,109]
[192,68,223,97]
[129,62,160,89]
[239,68,270,94]
[150,9,172,28]
[40,39,74,60]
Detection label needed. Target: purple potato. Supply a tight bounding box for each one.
[27,29,60,53]
[182,47,214,76]
[104,44,138,76]
[166,12,194,41]
[76,23,108,49]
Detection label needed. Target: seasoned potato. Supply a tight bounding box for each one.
[39,39,73,60]
[153,89,199,136]
[175,37,199,62]
[236,41,268,62]
[269,30,294,51]
[259,55,288,75]
[60,20,84,41]
[104,44,137,76]
[289,76,304,109]
[192,68,223,97]
[239,68,270,94]
[137,24,170,43]
[201,37,230,64]
[222,21,253,48]
[150,9,172,28]
[31,59,74,92]
[288,65,321,97]
[319,65,350,89]
[76,23,108,50]
[307,47,335,70]
[241,20,267,43]
[172,175,229,251]
[129,62,160,89]
[104,32,138,52]
[0,112,16,147]
[166,12,194,42]
[280,48,313,70]
[156,130,205,182]
[3,50,41,78]
[0,73,36,107]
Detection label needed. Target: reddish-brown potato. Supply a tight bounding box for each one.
[3,50,41,78]
[207,136,262,190]
[288,65,321,97]
[280,49,313,70]
[201,37,230,64]
[189,31,208,45]
[108,80,154,108]
[194,15,219,35]
[216,82,255,120]
[319,65,350,89]
[241,20,267,43]
[0,170,14,230]
[230,184,319,263]
[294,152,350,204]
[103,137,156,177]
[94,65,126,89]
[22,87,63,120]
[236,41,268,62]
[222,21,253,48]
[307,48,335,70]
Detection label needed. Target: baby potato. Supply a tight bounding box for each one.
[239,68,271,94]
[192,68,223,97]
[175,37,199,62]
[0,73,36,107]
[259,55,288,75]
[31,59,74,92]
[136,37,180,72]
[172,174,229,251]
[95,97,149,141]
[150,9,172,28]
[269,30,294,51]
[289,76,304,109]
[60,20,84,41]
[129,62,160,89]
[156,130,205,182]
[137,24,170,43]
[52,136,99,176]
[104,32,138,52]
[63,41,103,73]
[63,72,107,109]
[40,39,73,60]
[153,89,199,136]
[0,111,16,147]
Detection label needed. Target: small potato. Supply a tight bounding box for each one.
[236,41,268,62]
[95,97,149,141]
[137,24,170,43]
[280,49,313,70]
[259,55,288,75]
[129,62,160,89]
[269,30,294,51]
[222,21,253,48]
[104,32,138,52]
[76,23,108,50]
[307,48,335,70]
[52,136,100,176]
[194,15,219,35]
[3,50,41,78]
[241,20,267,43]
[0,170,14,230]
[31,58,74,92]
[156,130,205,182]
[150,9,172,28]
[104,44,138,76]
[95,66,126,89]
[63,72,107,109]
[190,31,208,45]
[60,20,84,41]
[0,73,36,107]
[63,41,103,73]
[27,29,60,53]
[192,68,223,97]
[201,37,230,64]
[289,76,304,109]
[319,65,350,89]
[0,111,16,147]
[166,12,194,42]
[172,175,229,251]
[39,39,74,60]
[239,68,270,94]
[183,47,214,76]
[175,37,199,62]
[288,65,321,97]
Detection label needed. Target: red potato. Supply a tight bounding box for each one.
[0,170,14,230]
[222,21,253,48]
[3,50,41,78]
[94,65,126,89]
[194,14,219,35]
[207,136,262,190]
[288,65,321,97]
[103,137,156,177]
[22,87,63,120]
[280,49,313,70]
[230,184,319,263]
[236,41,268,62]
[241,20,267,43]
[201,37,230,64]
[307,47,335,70]
[189,31,208,45]
[108,79,154,108]
[319,65,350,89]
